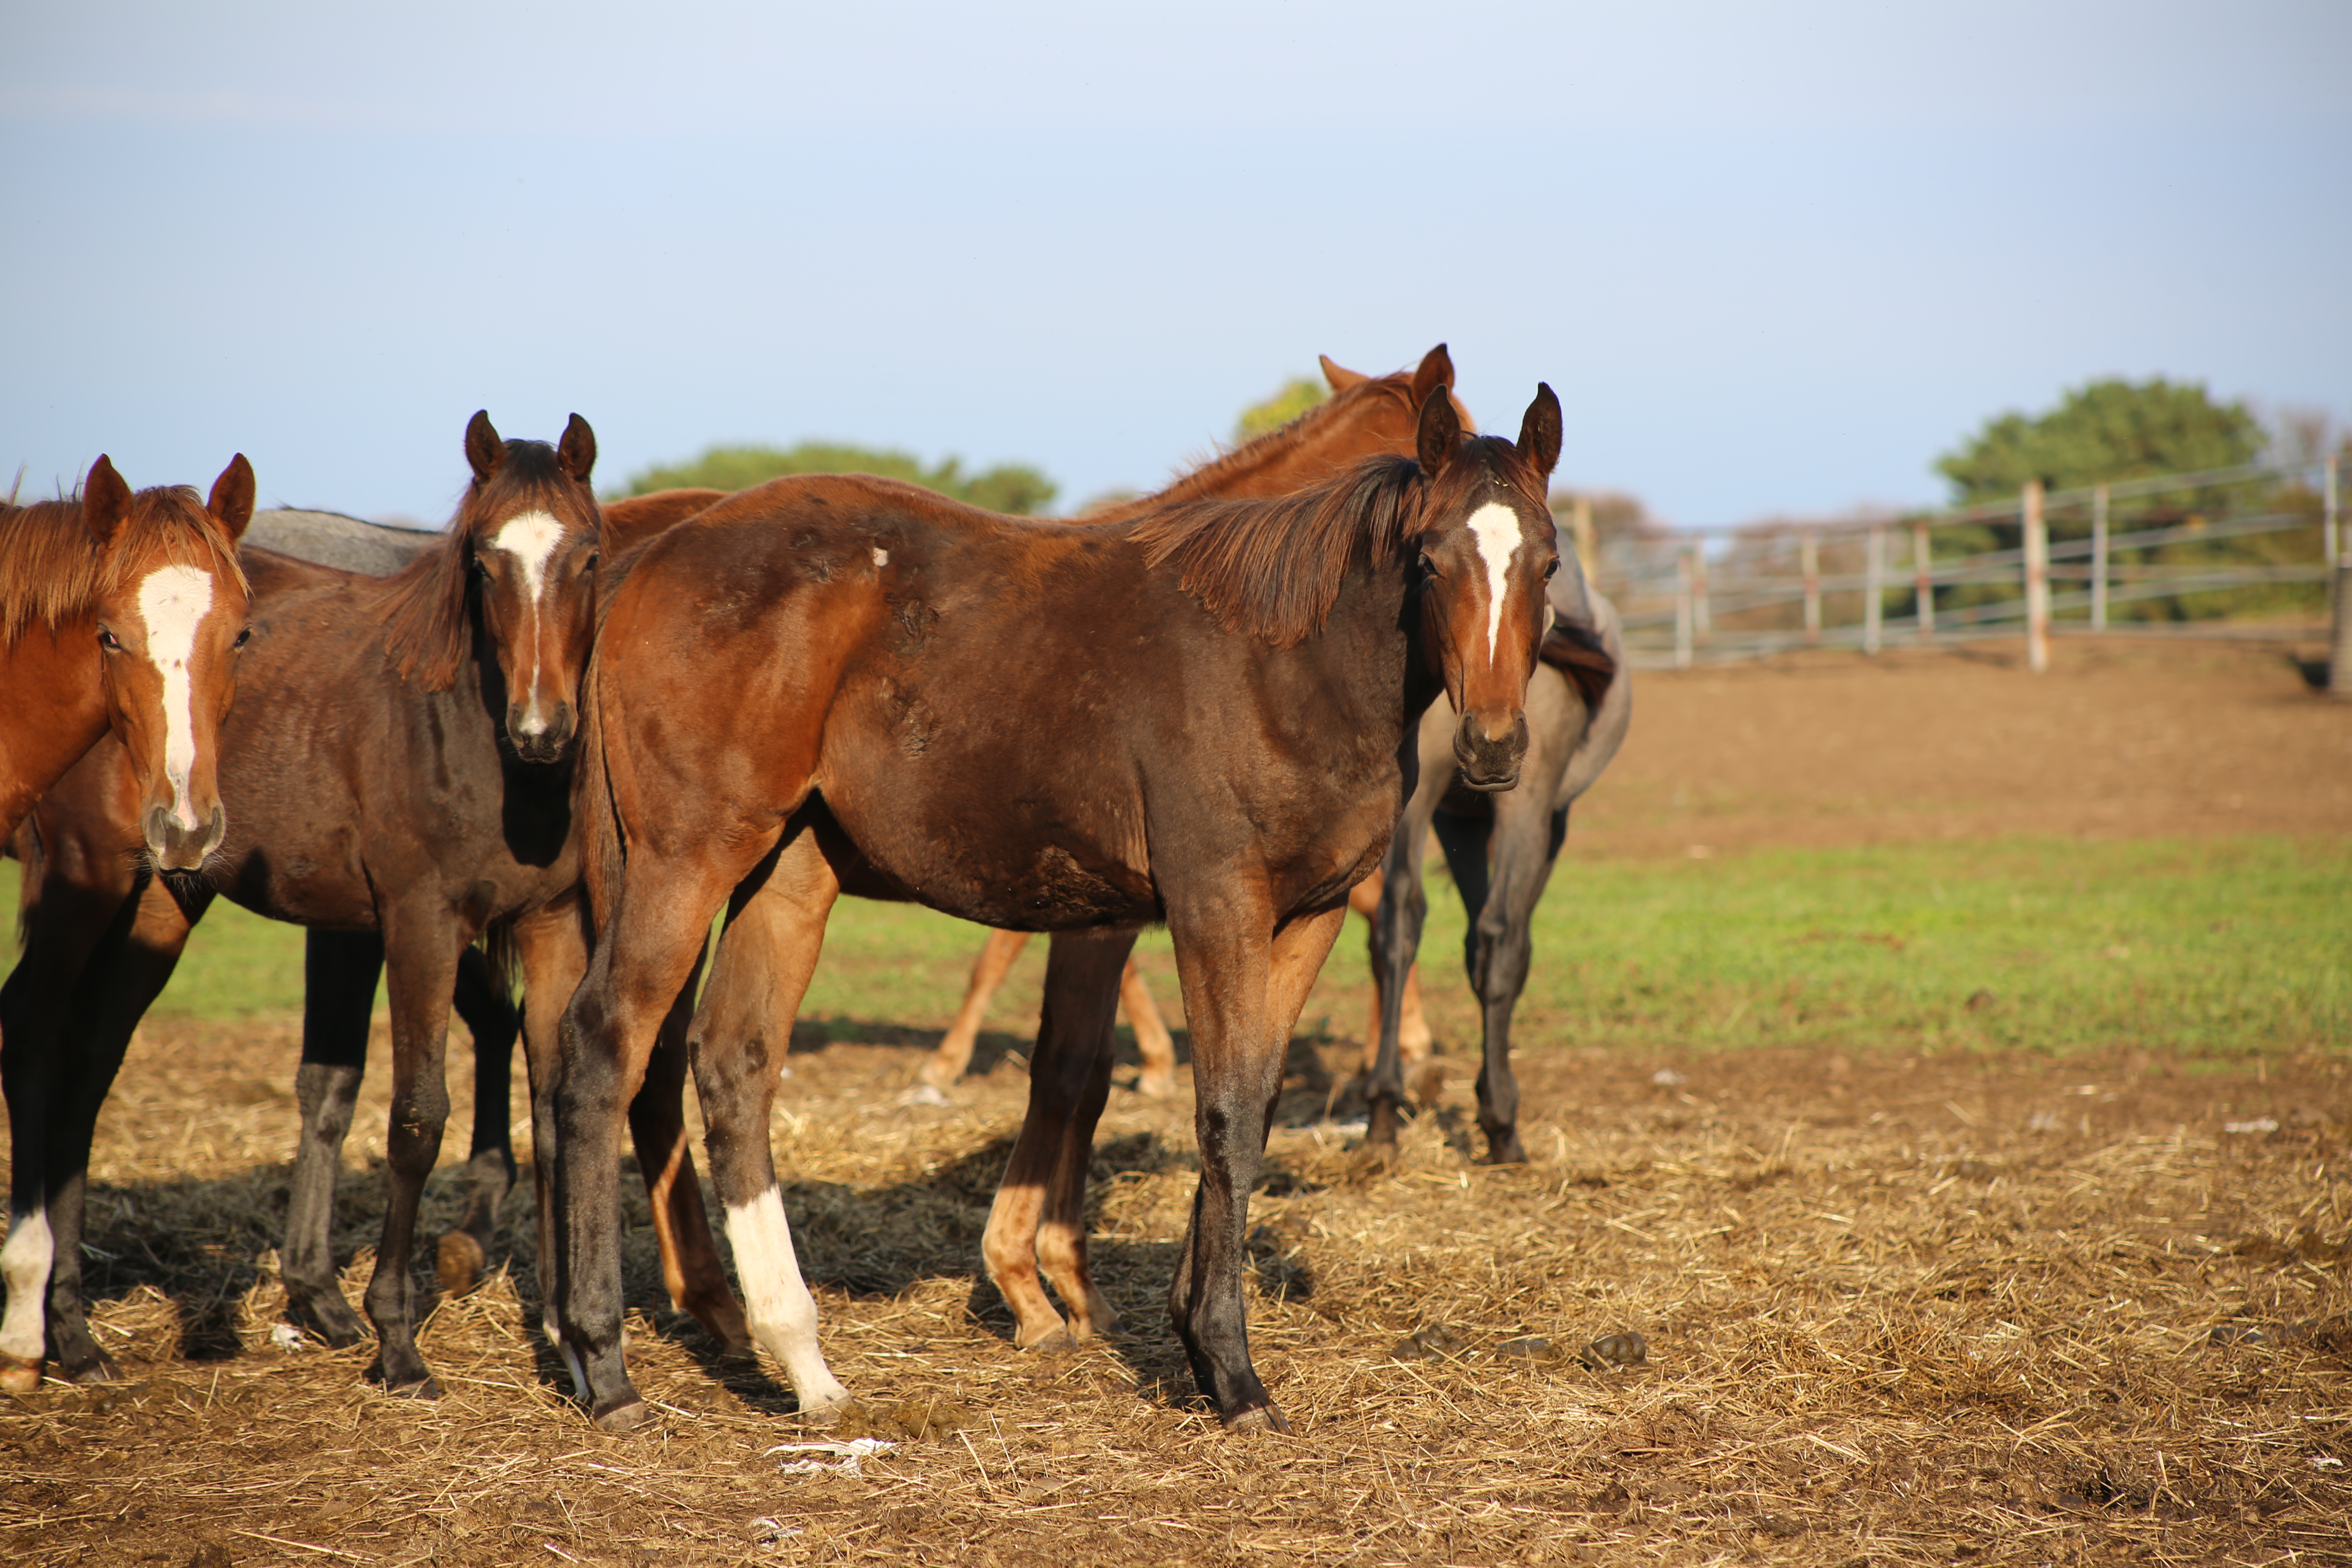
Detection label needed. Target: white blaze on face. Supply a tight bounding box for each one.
[1464,501,1525,660]
[0,1206,53,1363]
[136,564,216,831]
[724,1188,851,1415]
[489,510,566,733]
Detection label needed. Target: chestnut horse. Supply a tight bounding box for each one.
[920,348,1455,1095]
[0,457,255,1392]
[548,383,1563,1433]
[0,414,628,1395]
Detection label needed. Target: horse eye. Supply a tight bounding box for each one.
[1418,551,1440,578]
[1543,557,1560,580]
[233,626,254,650]
[583,552,600,571]
[97,628,122,651]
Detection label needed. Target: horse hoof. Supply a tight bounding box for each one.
[1225,1403,1292,1436]
[0,1352,43,1395]
[365,1362,442,1399]
[1136,1071,1178,1100]
[64,1352,123,1386]
[1027,1327,1080,1357]
[592,1397,655,1433]
[435,1232,488,1298]
[1482,1138,1528,1167]
[798,1390,859,1426]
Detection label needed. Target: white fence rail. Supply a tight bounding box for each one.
[1578,456,2341,673]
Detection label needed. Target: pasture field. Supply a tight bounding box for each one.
[1,637,2347,1567]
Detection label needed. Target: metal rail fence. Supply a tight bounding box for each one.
[1571,456,2342,675]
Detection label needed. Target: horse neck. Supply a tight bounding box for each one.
[1104,384,1413,518]
[1310,556,1439,736]
[0,621,109,839]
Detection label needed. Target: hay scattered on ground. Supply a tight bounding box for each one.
[2,1015,2347,1566]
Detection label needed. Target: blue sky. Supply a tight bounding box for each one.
[4,2,2345,527]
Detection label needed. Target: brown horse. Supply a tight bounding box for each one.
[0,414,638,1396]
[0,457,255,862]
[921,347,1460,1095]
[548,382,1563,1434]
[0,457,255,1392]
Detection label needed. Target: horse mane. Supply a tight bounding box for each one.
[1137,372,1423,512]
[380,441,584,691]
[1128,455,1424,646]
[0,487,248,644]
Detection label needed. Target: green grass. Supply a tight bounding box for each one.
[3,835,2342,1056]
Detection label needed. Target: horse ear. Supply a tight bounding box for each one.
[1409,343,1454,406]
[1416,384,1462,476]
[1319,354,1368,392]
[557,414,597,483]
[207,454,256,542]
[84,455,132,546]
[1517,383,1563,480]
[464,410,504,484]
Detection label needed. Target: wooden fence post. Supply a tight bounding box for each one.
[1692,542,1711,646]
[1675,545,1695,670]
[2091,483,2109,632]
[2023,479,2049,673]
[2333,563,2352,700]
[2325,455,2339,570]
[1913,520,1935,641]
[1801,529,1821,646]
[1864,524,1884,654]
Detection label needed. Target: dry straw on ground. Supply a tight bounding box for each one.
[1,1014,2345,1567]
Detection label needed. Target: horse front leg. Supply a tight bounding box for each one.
[981,929,1129,1349]
[632,935,751,1355]
[1118,952,1180,1098]
[1366,775,1442,1151]
[553,855,732,1429]
[286,929,383,1347]
[45,871,204,1383]
[1165,897,1342,1431]
[361,907,461,1396]
[437,941,521,1297]
[686,828,851,1419]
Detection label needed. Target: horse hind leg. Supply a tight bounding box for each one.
[359,910,461,1397]
[1118,951,1178,1098]
[285,929,382,1347]
[632,938,752,1357]
[1443,794,1569,1166]
[983,930,1128,1350]
[922,927,1029,1090]
[436,942,520,1298]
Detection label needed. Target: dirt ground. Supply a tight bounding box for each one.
[1575,637,2352,856]
[2,637,2347,1567]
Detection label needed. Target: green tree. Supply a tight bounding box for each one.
[1935,377,2263,505]
[1234,377,1327,443]
[621,441,1056,515]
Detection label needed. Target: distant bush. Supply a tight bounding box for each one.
[1234,377,1328,443]
[622,441,1057,516]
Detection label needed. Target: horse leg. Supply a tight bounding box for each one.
[1165,897,1342,1430]
[922,927,1029,1090]
[437,942,520,1297]
[32,871,203,1383]
[681,830,851,1418]
[553,835,790,1430]
[285,929,382,1346]
[1351,873,1432,1072]
[630,935,752,1355]
[1438,800,1570,1165]
[359,908,461,1396]
[0,849,164,1391]
[1366,771,1443,1150]
[981,929,1129,1349]
[1118,951,1178,1098]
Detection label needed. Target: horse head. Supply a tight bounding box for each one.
[457,411,602,764]
[84,454,256,869]
[1410,383,1563,792]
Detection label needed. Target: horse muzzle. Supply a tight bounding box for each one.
[1453,709,1528,793]
[507,701,575,765]
[143,803,226,871]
